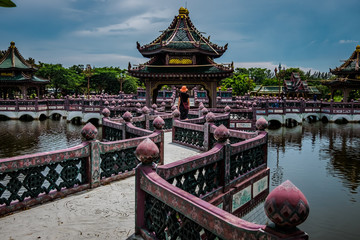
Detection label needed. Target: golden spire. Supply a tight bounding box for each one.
[178,7,189,17]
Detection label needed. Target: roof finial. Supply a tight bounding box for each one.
[10,41,15,48]
[356,45,360,53]
[179,7,189,16]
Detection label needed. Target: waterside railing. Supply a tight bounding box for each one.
[0,116,164,216]
[135,118,309,239]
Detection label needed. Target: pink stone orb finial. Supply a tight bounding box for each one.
[161,101,166,107]
[142,106,150,114]
[224,105,231,113]
[264,180,309,229]
[206,112,215,122]
[102,108,110,118]
[136,102,141,108]
[256,117,268,130]
[171,105,177,111]
[172,109,180,118]
[122,111,133,122]
[153,116,165,130]
[104,100,109,106]
[152,104,157,110]
[81,122,98,140]
[135,138,160,164]
[201,107,209,116]
[199,102,204,110]
[214,124,230,142]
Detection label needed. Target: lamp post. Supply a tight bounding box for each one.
[277,63,282,98]
[85,64,92,99]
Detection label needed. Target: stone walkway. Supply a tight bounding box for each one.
[0,132,202,240]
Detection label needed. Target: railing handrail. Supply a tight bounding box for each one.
[139,165,268,239]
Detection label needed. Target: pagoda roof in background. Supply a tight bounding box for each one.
[330,45,360,75]
[136,7,228,58]
[0,42,49,85]
[0,42,35,71]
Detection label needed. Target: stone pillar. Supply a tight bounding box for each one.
[204,112,215,151]
[145,79,151,108]
[81,122,101,188]
[134,138,160,235]
[213,124,231,191]
[153,116,165,165]
[343,88,351,102]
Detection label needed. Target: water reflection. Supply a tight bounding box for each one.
[0,119,102,158]
[268,122,360,196]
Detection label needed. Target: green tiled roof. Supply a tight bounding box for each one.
[139,9,226,57]
[0,73,48,83]
[0,43,33,70]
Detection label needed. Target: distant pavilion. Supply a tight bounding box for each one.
[128,7,233,108]
[325,45,360,102]
[0,41,49,99]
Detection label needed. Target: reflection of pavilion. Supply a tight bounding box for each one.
[129,7,233,108]
[0,42,49,99]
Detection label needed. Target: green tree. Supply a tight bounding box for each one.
[0,0,16,7]
[36,63,84,96]
[221,73,255,96]
[123,75,140,94]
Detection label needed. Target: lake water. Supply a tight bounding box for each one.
[267,122,360,240]
[0,119,359,239]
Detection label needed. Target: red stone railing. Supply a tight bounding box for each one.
[0,116,165,216]
[135,121,309,239]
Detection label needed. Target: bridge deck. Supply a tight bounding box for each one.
[0,132,202,240]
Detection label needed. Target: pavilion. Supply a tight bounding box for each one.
[0,41,49,99]
[128,7,233,108]
[325,45,360,102]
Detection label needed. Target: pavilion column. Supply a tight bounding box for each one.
[331,88,335,100]
[20,86,27,99]
[343,88,351,102]
[145,79,152,107]
[208,80,217,108]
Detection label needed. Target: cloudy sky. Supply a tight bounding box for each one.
[1,0,359,72]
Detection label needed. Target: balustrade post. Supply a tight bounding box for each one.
[81,96,85,113]
[142,106,150,130]
[204,112,215,151]
[256,118,269,166]
[35,97,38,112]
[153,116,165,165]
[134,138,160,236]
[15,96,19,111]
[81,123,101,188]
[213,125,231,193]
[101,108,110,140]
[172,109,180,141]
[64,95,69,111]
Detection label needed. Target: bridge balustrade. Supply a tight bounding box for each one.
[0,117,164,216]
[135,126,308,239]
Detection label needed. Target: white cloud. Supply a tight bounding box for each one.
[339,40,359,44]
[74,9,173,36]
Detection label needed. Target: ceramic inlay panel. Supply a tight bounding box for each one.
[232,185,251,212]
[253,176,268,197]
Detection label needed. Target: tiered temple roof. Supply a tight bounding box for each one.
[283,72,309,94]
[0,42,48,84]
[129,7,233,79]
[326,45,360,87]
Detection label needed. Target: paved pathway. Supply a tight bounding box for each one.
[0,132,202,240]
